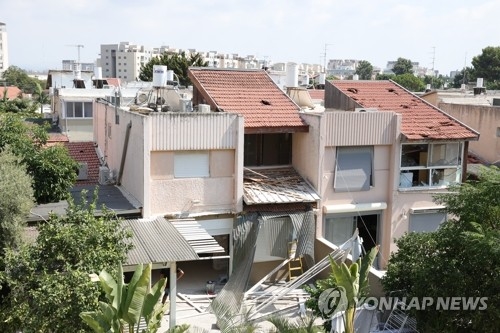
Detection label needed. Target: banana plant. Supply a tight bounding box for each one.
[80,262,167,333]
[328,246,379,333]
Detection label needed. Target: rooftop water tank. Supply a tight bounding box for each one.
[94,67,103,80]
[153,65,168,87]
[286,63,299,88]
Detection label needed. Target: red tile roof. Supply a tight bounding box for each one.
[188,68,308,132]
[0,86,22,100]
[330,80,479,141]
[47,132,69,145]
[64,142,100,186]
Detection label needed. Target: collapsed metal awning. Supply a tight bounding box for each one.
[170,218,226,255]
[123,217,225,266]
[243,167,320,205]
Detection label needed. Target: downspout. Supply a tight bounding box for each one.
[117,121,132,185]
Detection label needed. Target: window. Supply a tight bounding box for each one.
[324,213,379,258]
[66,102,93,118]
[409,211,446,232]
[334,146,373,192]
[400,143,462,188]
[244,133,292,166]
[174,151,209,178]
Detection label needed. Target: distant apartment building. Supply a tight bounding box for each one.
[98,42,155,82]
[383,60,436,77]
[62,60,94,72]
[97,42,324,85]
[0,22,8,76]
[327,59,359,78]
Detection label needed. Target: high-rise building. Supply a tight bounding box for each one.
[98,42,155,82]
[0,22,8,76]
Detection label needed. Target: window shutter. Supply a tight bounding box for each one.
[409,212,446,232]
[335,147,373,192]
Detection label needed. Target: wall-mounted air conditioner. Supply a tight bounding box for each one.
[77,162,88,180]
[99,166,111,185]
[354,108,378,112]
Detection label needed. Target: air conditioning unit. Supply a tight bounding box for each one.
[99,166,111,185]
[354,108,378,112]
[77,162,88,180]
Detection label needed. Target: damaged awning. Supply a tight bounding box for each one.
[123,217,225,266]
[243,167,320,205]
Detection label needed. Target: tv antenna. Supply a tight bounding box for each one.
[66,44,84,63]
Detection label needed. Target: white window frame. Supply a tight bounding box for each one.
[65,101,93,118]
[399,142,463,189]
[174,151,209,178]
[334,146,373,192]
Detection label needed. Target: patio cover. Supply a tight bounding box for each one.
[123,217,225,266]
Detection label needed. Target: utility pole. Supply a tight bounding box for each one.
[321,43,333,73]
[431,46,436,73]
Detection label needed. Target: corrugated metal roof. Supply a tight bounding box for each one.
[170,219,226,254]
[243,167,320,205]
[124,217,225,266]
[123,217,199,265]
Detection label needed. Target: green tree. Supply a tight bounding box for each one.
[375,73,395,80]
[32,83,50,114]
[0,115,78,203]
[471,46,500,89]
[382,166,500,332]
[0,147,35,256]
[0,191,133,333]
[392,57,413,75]
[81,263,167,333]
[392,73,426,91]
[1,66,43,94]
[304,246,379,333]
[452,66,475,88]
[355,60,373,80]
[139,51,208,86]
[423,75,445,90]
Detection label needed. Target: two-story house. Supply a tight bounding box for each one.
[317,80,479,267]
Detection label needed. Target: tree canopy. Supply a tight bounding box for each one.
[0,148,35,257]
[0,191,133,333]
[471,46,500,89]
[1,66,45,94]
[392,73,426,92]
[0,115,78,203]
[452,67,475,88]
[382,166,500,332]
[392,57,414,75]
[355,60,373,80]
[139,51,208,86]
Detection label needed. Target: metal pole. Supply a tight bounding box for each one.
[169,262,177,329]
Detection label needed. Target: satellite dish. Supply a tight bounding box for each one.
[137,93,148,103]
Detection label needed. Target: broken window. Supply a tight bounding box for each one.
[399,143,462,188]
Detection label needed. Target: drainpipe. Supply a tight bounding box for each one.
[169,261,177,329]
[117,121,132,185]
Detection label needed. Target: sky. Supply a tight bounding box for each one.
[1,0,499,76]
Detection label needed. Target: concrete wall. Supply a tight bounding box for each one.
[94,102,147,208]
[439,102,499,164]
[149,150,236,216]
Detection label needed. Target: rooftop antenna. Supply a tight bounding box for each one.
[321,43,333,74]
[66,44,85,87]
[431,46,436,73]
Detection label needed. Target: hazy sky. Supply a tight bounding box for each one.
[2,0,499,75]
